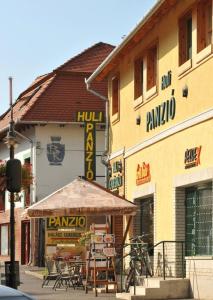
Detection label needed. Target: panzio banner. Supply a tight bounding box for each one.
[76,111,104,181]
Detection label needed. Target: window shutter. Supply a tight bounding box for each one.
[179,17,187,65]
[134,59,143,99]
[112,77,119,115]
[147,46,157,90]
[197,1,206,52]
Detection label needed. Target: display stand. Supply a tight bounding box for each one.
[85,224,117,297]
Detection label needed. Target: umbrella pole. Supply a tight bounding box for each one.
[122,215,132,246]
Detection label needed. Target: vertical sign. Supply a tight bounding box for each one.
[76,111,104,181]
[84,122,96,180]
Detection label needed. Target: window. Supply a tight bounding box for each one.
[147,45,157,91]
[179,12,192,65]
[185,184,213,256]
[0,224,9,256]
[197,0,212,53]
[0,191,5,211]
[112,76,119,116]
[134,58,144,99]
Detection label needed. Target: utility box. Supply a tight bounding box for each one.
[5,261,20,287]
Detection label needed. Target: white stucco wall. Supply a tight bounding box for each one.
[0,127,35,210]
[35,123,105,201]
[0,123,106,209]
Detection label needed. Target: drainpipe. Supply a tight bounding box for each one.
[14,130,35,265]
[85,79,109,188]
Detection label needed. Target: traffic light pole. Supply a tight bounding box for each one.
[9,140,16,288]
[8,77,17,289]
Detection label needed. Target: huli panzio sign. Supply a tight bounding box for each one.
[76,111,104,181]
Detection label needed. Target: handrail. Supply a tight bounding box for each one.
[116,240,186,295]
[149,240,185,280]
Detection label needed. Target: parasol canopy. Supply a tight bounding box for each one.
[27,177,136,217]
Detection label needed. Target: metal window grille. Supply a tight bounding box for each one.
[185,183,213,256]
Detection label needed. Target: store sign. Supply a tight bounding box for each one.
[76,111,104,181]
[184,146,202,169]
[76,111,104,123]
[146,97,176,132]
[108,160,123,190]
[109,176,123,190]
[46,231,82,246]
[161,71,172,90]
[136,162,151,185]
[47,216,86,230]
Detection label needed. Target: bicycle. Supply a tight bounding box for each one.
[123,235,153,292]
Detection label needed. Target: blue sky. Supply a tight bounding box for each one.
[0,0,156,115]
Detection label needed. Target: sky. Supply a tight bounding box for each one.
[0,0,156,115]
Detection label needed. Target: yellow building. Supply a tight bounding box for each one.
[86,0,213,298]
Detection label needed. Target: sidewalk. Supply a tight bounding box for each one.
[18,265,116,300]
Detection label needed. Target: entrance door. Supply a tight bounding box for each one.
[21,221,30,265]
[134,197,154,249]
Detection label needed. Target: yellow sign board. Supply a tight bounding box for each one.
[47,216,86,230]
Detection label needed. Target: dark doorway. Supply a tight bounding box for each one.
[134,197,154,249]
[21,220,30,265]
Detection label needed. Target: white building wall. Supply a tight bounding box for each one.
[0,123,105,208]
[0,127,35,210]
[35,123,105,201]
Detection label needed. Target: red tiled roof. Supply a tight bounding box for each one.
[0,42,114,131]
[55,42,115,73]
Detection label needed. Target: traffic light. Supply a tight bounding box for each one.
[6,159,22,193]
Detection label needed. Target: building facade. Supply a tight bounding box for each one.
[0,42,114,265]
[87,1,213,299]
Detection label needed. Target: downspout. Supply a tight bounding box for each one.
[85,79,109,188]
[14,130,35,265]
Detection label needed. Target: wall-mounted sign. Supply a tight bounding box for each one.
[161,71,172,90]
[184,146,201,169]
[46,231,82,246]
[109,176,123,190]
[76,111,104,181]
[47,216,86,230]
[108,160,123,190]
[76,111,104,123]
[136,162,151,185]
[146,96,176,132]
[47,136,65,165]
[85,122,96,180]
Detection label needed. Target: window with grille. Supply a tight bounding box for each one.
[134,58,144,99]
[197,0,212,53]
[112,76,119,116]
[179,12,192,65]
[185,183,213,256]
[147,45,157,91]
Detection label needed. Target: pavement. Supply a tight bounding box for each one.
[18,265,117,300]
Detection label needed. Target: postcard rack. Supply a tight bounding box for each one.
[85,232,117,297]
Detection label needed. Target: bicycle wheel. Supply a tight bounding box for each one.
[124,268,134,292]
[143,252,153,277]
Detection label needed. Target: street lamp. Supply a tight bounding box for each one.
[4,77,21,289]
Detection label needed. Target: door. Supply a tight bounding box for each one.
[134,197,154,250]
[21,221,30,265]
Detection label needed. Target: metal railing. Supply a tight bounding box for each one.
[116,240,186,295]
